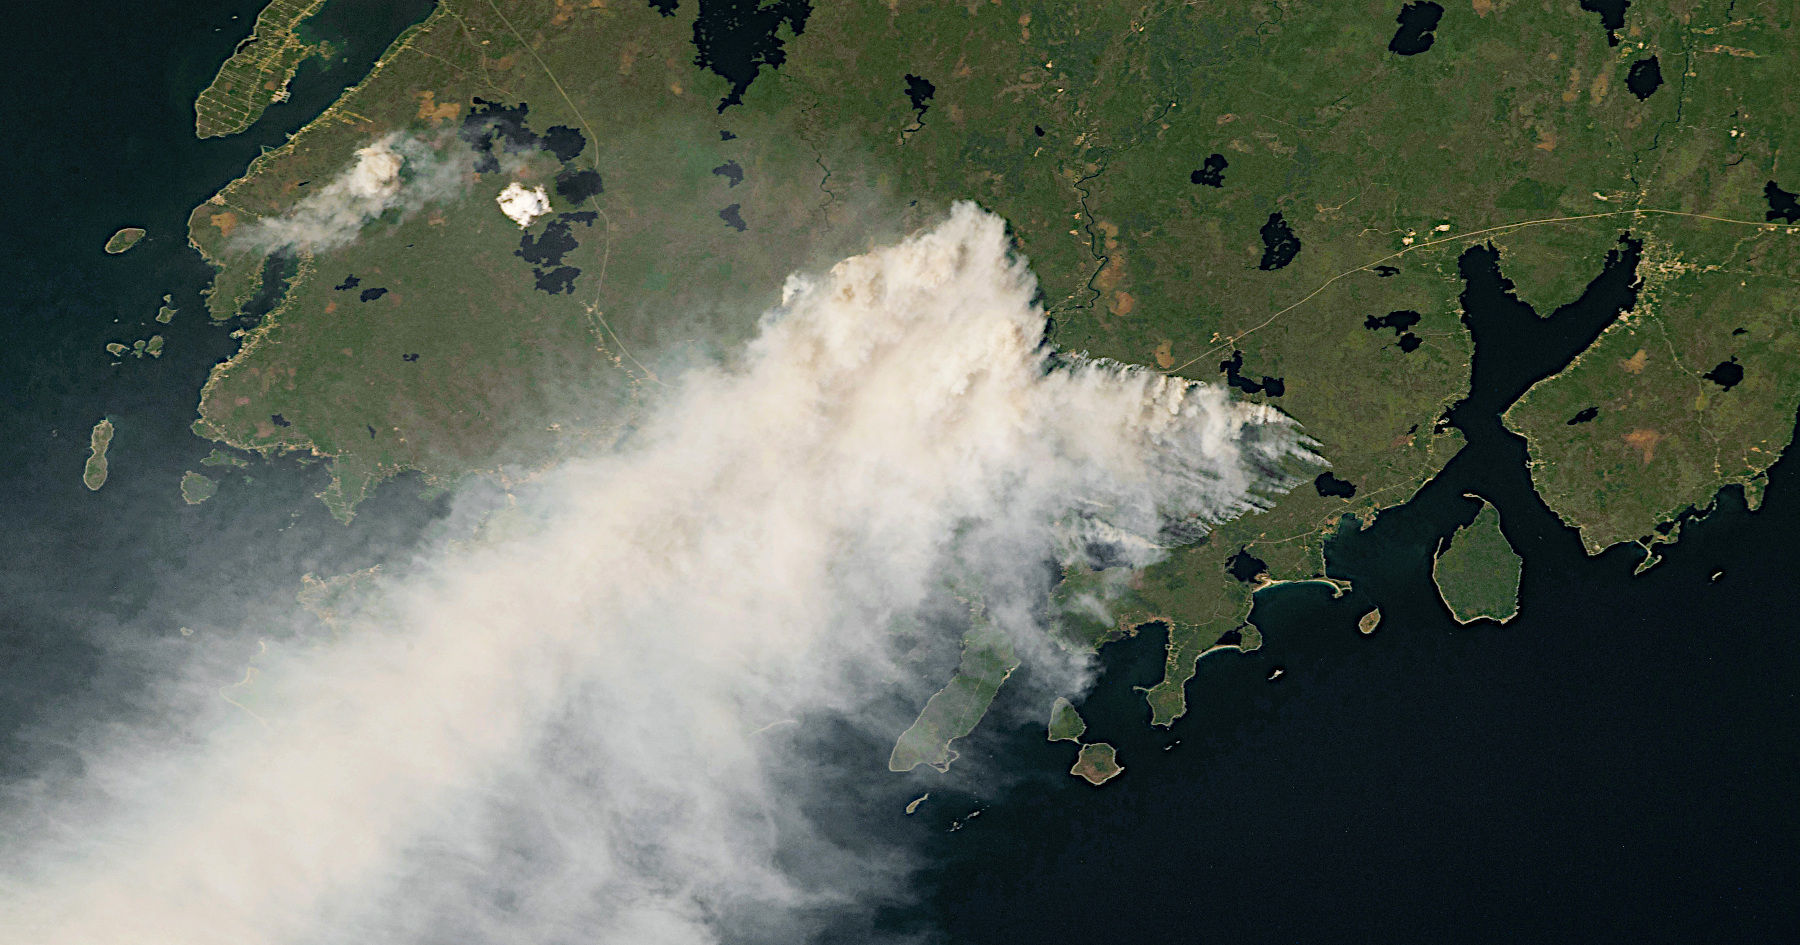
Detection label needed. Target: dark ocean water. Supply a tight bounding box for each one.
[2,5,1795,944]
[887,242,1800,943]
[0,0,441,776]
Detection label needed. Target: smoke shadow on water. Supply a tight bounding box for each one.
[894,238,1800,943]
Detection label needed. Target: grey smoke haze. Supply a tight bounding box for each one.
[0,203,1312,944]
[234,133,466,254]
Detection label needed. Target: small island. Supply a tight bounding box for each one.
[1070,743,1123,786]
[1358,608,1382,635]
[83,419,114,491]
[180,471,218,505]
[888,622,1019,773]
[1431,496,1523,624]
[103,228,145,254]
[1047,697,1086,743]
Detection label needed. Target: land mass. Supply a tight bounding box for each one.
[1070,743,1123,786]
[1047,697,1086,743]
[180,471,219,506]
[1432,497,1522,624]
[888,621,1019,773]
[83,419,113,491]
[195,0,333,139]
[103,228,145,254]
[187,0,1800,748]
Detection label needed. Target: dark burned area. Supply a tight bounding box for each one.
[517,212,597,295]
[459,99,537,173]
[539,125,587,164]
[460,95,610,299]
[692,0,813,112]
[711,160,744,187]
[517,213,595,269]
[533,267,581,295]
[460,98,588,172]
[556,168,604,203]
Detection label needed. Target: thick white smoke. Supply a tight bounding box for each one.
[0,203,1310,944]
[234,133,465,254]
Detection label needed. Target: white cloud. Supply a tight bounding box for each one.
[496,181,552,228]
[233,133,465,255]
[0,203,1311,944]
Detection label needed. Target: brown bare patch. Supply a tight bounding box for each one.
[1070,743,1123,786]
[414,91,461,124]
[1620,348,1648,373]
[1535,129,1557,151]
[325,301,338,314]
[210,212,239,237]
[1472,0,1494,16]
[1110,291,1136,316]
[1623,428,1663,463]
[1562,68,1582,103]
[1153,339,1174,369]
[1392,432,1416,449]
[1589,69,1611,104]
[1093,221,1125,291]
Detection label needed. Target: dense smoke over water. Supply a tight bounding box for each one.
[234,133,465,254]
[0,203,1312,944]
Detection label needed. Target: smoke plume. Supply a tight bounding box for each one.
[0,203,1311,944]
[234,133,465,254]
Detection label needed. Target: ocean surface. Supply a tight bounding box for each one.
[887,236,1800,943]
[1,4,1794,944]
[0,0,442,778]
